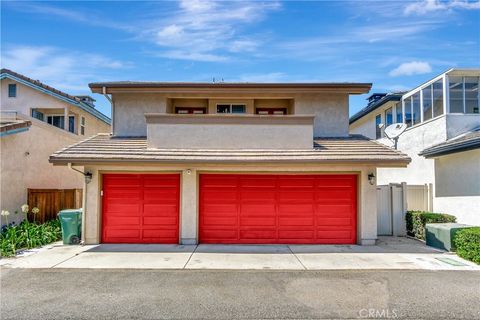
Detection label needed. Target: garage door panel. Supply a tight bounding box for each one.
[240,191,276,201]
[143,189,178,201]
[239,229,276,240]
[240,216,276,226]
[240,204,276,215]
[203,215,237,226]
[199,174,357,244]
[278,216,314,226]
[102,174,179,244]
[143,204,178,215]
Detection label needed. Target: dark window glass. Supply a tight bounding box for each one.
[375,114,382,139]
[385,107,393,126]
[422,86,432,121]
[465,76,479,114]
[449,76,464,113]
[31,109,44,121]
[432,80,444,117]
[47,116,65,129]
[231,104,246,113]
[81,126,85,135]
[81,117,86,125]
[395,102,402,123]
[216,105,230,113]
[412,92,421,125]
[68,116,75,133]
[8,84,16,97]
[404,98,413,127]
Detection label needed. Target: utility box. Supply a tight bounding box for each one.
[425,223,472,251]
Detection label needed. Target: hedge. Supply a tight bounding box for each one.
[406,211,456,240]
[454,227,480,265]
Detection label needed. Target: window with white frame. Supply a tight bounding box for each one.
[80,116,86,135]
[422,85,433,121]
[8,84,17,97]
[375,114,382,139]
[432,80,444,117]
[216,104,246,114]
[384,107,393,127]
[465,77,479,114]
[449,76,464,113]
[395,102,402,123]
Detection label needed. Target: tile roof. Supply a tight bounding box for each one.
[0,69,111,124]
[0,119,31,136]
[50,134,410,165]
[420,128,480,158]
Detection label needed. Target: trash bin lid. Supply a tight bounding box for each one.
[58,208,83,216]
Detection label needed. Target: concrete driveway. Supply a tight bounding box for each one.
[1,237,478,270]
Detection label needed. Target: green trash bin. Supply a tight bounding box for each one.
[58,209,82,245]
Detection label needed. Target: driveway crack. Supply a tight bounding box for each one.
[288,245,307,270]
[182,244,198,269]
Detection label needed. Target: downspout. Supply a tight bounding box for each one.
[102,86,114,136]
[68,163,92,245]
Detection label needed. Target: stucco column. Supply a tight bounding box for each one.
[360,167,377,245]
[180,168,198,244]
[63,107,69,131]
[84,167,100,244]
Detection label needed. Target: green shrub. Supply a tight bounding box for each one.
[406,211,456,240]
[454,227,480,265]
[0,219,62,257]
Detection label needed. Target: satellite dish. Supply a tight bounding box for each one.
[384,123,407,149]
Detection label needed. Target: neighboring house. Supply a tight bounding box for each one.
[50,80,410,246]
[349,68,480,225]
[0,69,111,225]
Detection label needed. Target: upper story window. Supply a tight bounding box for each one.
[465,77,479,114]
[8,84,17,97]
[31,109,44,121]
[395,102,402,123]
[404,98,413,127]
[432,80,444,117]
[47,115,75,133]
[375,114,382,139]
[412,92,421,126]
[422,85,432,122]
[449,76,464,113]
[175,107,206,114]
[216,104,246,114]
[80,116,86,135]
[384,107,393,127]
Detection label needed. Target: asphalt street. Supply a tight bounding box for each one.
[1,268,479,320]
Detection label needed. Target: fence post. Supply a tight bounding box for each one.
[428,183,434,211]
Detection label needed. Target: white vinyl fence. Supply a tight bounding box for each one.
[377,183,434,236]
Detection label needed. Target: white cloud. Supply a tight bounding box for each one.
[404,0,480,15]
[145,0,280,61]
[1,45,131,92]
[389,61,433,77]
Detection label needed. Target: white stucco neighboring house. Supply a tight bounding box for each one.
[0,69,111,225]
[49,80,410,246]
[350,68,480,226]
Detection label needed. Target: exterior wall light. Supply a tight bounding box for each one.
[368,173,376,185]
[186,169,192,175]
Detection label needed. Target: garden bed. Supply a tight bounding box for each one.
[1,219,62,257]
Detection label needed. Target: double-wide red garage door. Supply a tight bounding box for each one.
[102,174,180,243]
[102,173,357,244]
[199,174,357,244]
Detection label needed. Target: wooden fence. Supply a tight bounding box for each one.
[27,189,82,223]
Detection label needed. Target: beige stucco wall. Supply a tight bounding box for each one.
[0,118,84,225]
[432,149,480,225]
[82,163,378,246]
[146,118,314,149]
[113,93,167,136]
[1,80,111,137]
[294,93,349,137]
[111,92,350,138]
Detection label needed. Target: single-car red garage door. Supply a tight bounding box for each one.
[102,174,180,244]
[199,174,357,244]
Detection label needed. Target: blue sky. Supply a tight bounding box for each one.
[2,0,479,117]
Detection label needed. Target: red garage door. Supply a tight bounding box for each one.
[199,174,357,244]
[102,174,180,244]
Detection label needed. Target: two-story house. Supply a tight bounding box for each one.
[1,69,111,225]
[349,69,480,225]
[50,80,410,245]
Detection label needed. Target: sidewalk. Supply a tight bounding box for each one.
[1,237,478,270]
